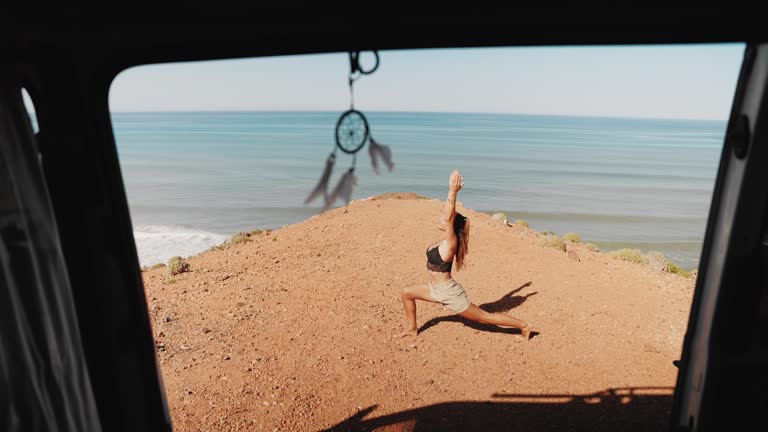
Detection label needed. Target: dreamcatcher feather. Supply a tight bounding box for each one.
[304,153,336,206]
[368,137,394,174]
[324,168,357,211]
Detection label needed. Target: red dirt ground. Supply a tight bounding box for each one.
[142,196,694,431]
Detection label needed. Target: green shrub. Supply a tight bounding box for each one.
[537,235,567,252]
[168,256,190,275]
[609,249,648,265]
[665,262,690,277]
[585,243,600,252]
[230,232,251,245]
[563,232,581,243]
[249,229,264,236]
[515,219,529,227]
[541,230,555,236]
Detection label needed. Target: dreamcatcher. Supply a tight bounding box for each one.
[304,51,395,211]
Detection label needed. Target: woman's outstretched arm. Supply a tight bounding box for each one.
[441,170,464,226]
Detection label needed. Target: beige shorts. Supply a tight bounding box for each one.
[429,279,470,314]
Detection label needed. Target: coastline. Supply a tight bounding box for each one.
[140,193,700,273]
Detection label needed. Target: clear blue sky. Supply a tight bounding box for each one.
[104,44,745,120]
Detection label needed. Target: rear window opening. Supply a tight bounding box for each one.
[109,44,743,431]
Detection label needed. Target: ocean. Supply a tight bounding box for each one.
[111,111,725,270]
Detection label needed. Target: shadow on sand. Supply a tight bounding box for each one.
[418,281,539,337]
[323,386,674,431]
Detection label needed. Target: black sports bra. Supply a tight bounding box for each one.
[426,244,452,273]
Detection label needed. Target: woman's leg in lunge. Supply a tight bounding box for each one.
[396,284,437,338]
[459,304,532,339]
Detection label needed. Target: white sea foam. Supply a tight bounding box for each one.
[133,225,229,267]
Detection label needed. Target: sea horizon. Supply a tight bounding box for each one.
[107,108,728,123]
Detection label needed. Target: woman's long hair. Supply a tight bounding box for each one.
[453,213,470,271]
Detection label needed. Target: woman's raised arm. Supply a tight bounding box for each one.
[442,170,464,225]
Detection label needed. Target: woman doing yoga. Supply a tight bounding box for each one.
[396,170,532,340]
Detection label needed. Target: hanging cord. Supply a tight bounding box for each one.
[349,74,356,109]
[348,52,358,109]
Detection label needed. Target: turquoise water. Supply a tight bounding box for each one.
[111,111,725,268]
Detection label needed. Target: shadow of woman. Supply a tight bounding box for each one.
[418,281,538,336]
[480,281,535,313]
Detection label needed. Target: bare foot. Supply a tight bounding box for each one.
[394,328,418,338]
[519,323,533,341]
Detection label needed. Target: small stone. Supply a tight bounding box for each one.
[223,354,231,361]
[164,316,172,323]
[491,212,507,223]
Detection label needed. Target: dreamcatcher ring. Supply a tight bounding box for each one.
[335,109,370,154]
[349,51,380,75]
